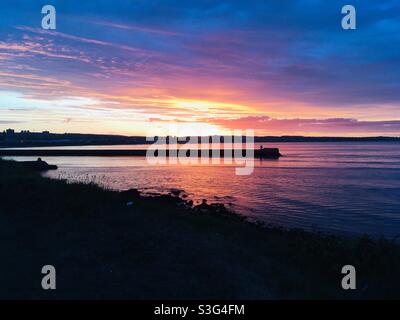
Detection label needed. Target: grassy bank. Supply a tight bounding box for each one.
[0,158,399,299]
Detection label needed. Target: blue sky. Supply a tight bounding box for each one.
[0,0,400,135]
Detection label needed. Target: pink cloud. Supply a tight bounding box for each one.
[207,116,400,136]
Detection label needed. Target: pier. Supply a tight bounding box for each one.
[0,148,282,159]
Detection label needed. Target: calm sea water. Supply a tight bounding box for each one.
[5,142,400,237]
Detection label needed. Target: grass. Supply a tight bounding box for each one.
[0,158,399,299]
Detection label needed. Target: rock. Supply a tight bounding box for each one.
[19,158,58,171]
[120,189,141,201]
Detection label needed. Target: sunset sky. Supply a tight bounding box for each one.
[1,0,400,136]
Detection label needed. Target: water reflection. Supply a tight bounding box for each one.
[6,142,400,237]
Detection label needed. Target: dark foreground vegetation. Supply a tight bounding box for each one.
[0,158,399,299]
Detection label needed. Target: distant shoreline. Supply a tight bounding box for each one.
[1,130,399,148]
[1,138,399,149]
